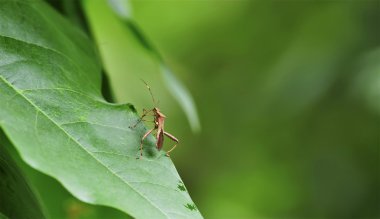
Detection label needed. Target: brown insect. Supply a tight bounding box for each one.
[132,81,179,158]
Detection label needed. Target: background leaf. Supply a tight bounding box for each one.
[0,212,9,219]
[0,135,46,219]
[82,0,201,132]
[0,1,202,218]
[124,1,379,218]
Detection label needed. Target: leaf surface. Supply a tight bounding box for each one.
[0,137,46,219]
[0,1,202,218]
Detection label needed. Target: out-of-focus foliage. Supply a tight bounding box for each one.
[0,212,8,219]
[0,135,46,219]
[83,0,201,132]
[114,1,378,218]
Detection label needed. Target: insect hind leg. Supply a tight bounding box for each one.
[164,131,179,157]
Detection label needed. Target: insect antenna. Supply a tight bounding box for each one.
[141,79,157,107]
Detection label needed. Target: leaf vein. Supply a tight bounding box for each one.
[0,75,168,218]
[93,151,179,178]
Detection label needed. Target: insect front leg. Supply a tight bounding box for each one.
[138,128,155,159]
[129,109,154,128]
[164,131,179,157]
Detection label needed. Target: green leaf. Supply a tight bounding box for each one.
[0,212,8,219]
[0,138,46,219]
[1,129,131,219]
[86,0,201,132]
[0,1,202,219]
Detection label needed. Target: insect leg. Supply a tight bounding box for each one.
[163,131,179,157]
[130,109,154,128]
[138,128,155,159]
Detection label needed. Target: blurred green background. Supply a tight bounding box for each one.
[123,1,380,218]
[20,0,380,218]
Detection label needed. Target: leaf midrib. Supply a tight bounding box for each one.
[0,75,168,218]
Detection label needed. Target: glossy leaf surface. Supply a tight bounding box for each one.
[0,1,202,218]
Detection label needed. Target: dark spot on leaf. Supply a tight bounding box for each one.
[177,181,186,191]
[178,184,186,191]
[145,147,156,157]
[184,203,197,211]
